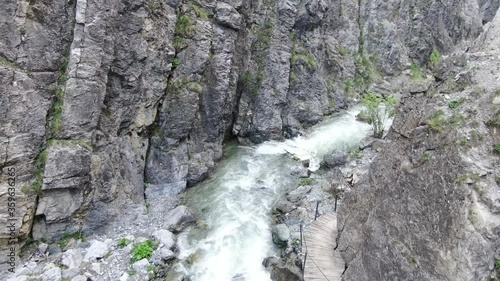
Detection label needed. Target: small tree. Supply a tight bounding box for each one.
[361,92,397,138]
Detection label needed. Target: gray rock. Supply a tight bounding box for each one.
[132,259,149,275]
[272,224,290,248]
[301,159,310,168]
[321,151,348,168]
[262,256,280,269]
[145,182,186,199]
[62,268,81,280]
[41,267,62,281]
[61,249,83,269]
[287,185,313,203]
[152,229,176,250]
[38,243,49,254]
[359,137,376,150]
[270,265,302,281]
[275,200,296,214]
[6,277,29,281]
[158,248,176,261]
[71,276,87,281]
[290,167,310,178]
[164,206,195,232]
[214,3,242,30]
[83,240,109,262]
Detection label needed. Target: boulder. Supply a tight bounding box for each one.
[272,224,290,248]
[153,229,176,249]
[132,259,149,275]
[287,185,313,203]
[41,267,62,281]
[270,265,302,281]
[84,240,109,262]
[165,206,195,232]
[61,249,83,268]
[214,2,242,30]
[321,151,348,168]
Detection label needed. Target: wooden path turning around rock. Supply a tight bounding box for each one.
[303,212,345,281]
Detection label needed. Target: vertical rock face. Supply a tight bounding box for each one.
[0,0,498,273]
[338,9,500,280]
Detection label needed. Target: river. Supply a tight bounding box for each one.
[181,107,373,281]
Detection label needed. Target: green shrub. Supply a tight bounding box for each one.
[188,4,209,20]
[361,93,397,138]
[429,48,440,65]
[448,100,460,109]
[410,64,423,80]
[118,238,131,248]
[58,232,84,248]
[299,178,313,186]
[427,110,446,132]
[493,144,500,154]
[487,108,500,127]
[185,82,203,93]
[496,259,500,270]
[175,15,192,37]
[291,52,317,70]
[172,58,180,69]
[131,241,154,262]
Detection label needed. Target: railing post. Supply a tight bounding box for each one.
[300,224,303,249]
[303,252,308,280]
[314,201,320,220]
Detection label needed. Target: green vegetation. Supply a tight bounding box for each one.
[23,149,48,195]
[360,93,397,138]
[145,0,161,13]
[456,173,468,186]
[496,176,500,185]
[172,58,180,69]
[58,232,84,248]
[429,48,440,65]
[419,152,431,164]
[410,64,423,81]
[188,4,209,20]
[117,238,131,249]
[291,52,317,70]
[426,110,446,132]
[0,57,17,68]
[496,259,500,270]
[131,241,154,262]
[185,81,203,93]
[448,100,461,109]
[175,15,192,37]
[299,178,313,186]
[186,253,200,265]
[353,53,379,93]
[493,144,500,154]
[487,107,500,128]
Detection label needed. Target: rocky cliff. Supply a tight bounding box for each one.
[338,9,500,281]
[0,0,499,277]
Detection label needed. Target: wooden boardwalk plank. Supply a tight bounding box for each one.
[303,213,345,281]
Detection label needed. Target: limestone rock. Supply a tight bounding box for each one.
[152,229,176,250]
[164,206,195,232]
[61,249,83,269]
[271,224,290,248]
[83,240,109,262]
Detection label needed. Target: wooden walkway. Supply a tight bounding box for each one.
[303,213,345,281]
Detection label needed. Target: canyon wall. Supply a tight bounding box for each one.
[0,0,498,275]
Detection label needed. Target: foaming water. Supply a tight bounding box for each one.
[183,106,373,281]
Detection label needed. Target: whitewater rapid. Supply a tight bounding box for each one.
[182,107,373,281]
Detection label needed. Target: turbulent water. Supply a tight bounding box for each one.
[182,107,374,281]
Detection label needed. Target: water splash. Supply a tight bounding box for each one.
[183,106,373,281]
